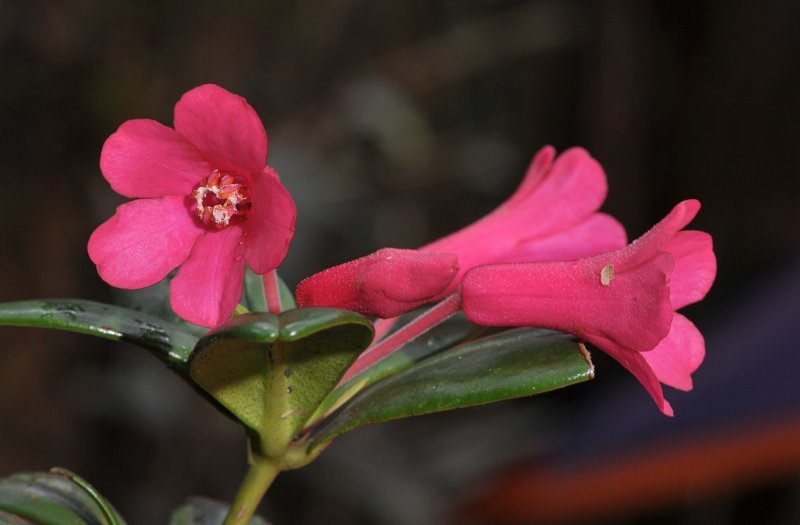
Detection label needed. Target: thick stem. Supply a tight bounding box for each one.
[340,293,462,383]
[262,270,283,314]
[222,454,280,525]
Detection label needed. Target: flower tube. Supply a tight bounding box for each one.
[461,200,716,415]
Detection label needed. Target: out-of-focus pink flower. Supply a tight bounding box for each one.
[296,248,459,318]
[461,200,716,415]
[422,146,628,298]
[296,146,627,318]
[88,84,296,327]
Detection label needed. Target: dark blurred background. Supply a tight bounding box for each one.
[1,1,799,524]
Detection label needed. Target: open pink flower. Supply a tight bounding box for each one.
[461,200,716,415]
[88,84,296,327]
[297,146,627,318]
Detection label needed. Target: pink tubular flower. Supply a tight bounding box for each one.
[296,248,459,317]
[461,200,717,415]
[297,146,627,318]
[88,84,296,327]
[422,146,628,298]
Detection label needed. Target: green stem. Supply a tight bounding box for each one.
[222,454,280,525]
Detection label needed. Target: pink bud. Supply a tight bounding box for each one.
[296,248,459,318]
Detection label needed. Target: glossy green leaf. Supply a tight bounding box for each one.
[113,278,208,338]
[307,313,490,426]
[305,328,594,450]
[169,497,269,525]
[243,267,296,312]
[189,308,374,456]
[0,299,198,372]
[0,469,125,525]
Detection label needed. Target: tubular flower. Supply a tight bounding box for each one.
[461,200,716,415]
[296,248,459,317]
[296,146,627,318]
[88,84,296,327]
[422,146,628,298]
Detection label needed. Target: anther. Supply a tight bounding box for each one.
[192,170,251,228]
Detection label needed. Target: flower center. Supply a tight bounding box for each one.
[192,170,251,229]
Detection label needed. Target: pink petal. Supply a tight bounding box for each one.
[173,84,267,176]
[88,196,203,289]
[507,147,609,234]
[664,230,717,309]
[596,338,674,416]
[243,168,297,274]
[461,253,674,353]
[170,225,246,327]
[511,213,628,263]
[503,145,556,208]
[428,213,628,300]
[100,119,212,198]
[641,313,705,391]
[296,248,459,318]
[616,200,701,272]
[424,147,610,260]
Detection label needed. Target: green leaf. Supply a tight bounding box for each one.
[0,299,199,372]
[189,308,374,457]
[243,267,296,312]
[0,469,126,525]
[169,497,269,525]
[305,328,594,450]
[307,313,489,426]
[113,278,208,338]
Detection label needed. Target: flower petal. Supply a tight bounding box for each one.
[503,145,556,208]
[296,248,459,318]
[616,200,701,272]
[173,84,267,175]
[170,225,245,327]
[88,196,203,289]
[243,168,297,274]
[596,338,674,416]
[641,313,705,391]
[664,230,717,309]
[507,146,610,233]
[100,119,212,198]
[511,213,628,263]
[425,147,610,260]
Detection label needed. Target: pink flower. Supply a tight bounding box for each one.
[296,248,459,317]
[461,200,716,415]
[422,146,628,299]
[296,146,627,318]
[88,84,296,327]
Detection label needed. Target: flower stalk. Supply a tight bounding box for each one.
[223,451,281,525]
[341,293,462,383]
[262,270,283,314]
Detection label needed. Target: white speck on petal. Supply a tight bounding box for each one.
[600,264,614,286]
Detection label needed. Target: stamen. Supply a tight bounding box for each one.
[192,170,251,229]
